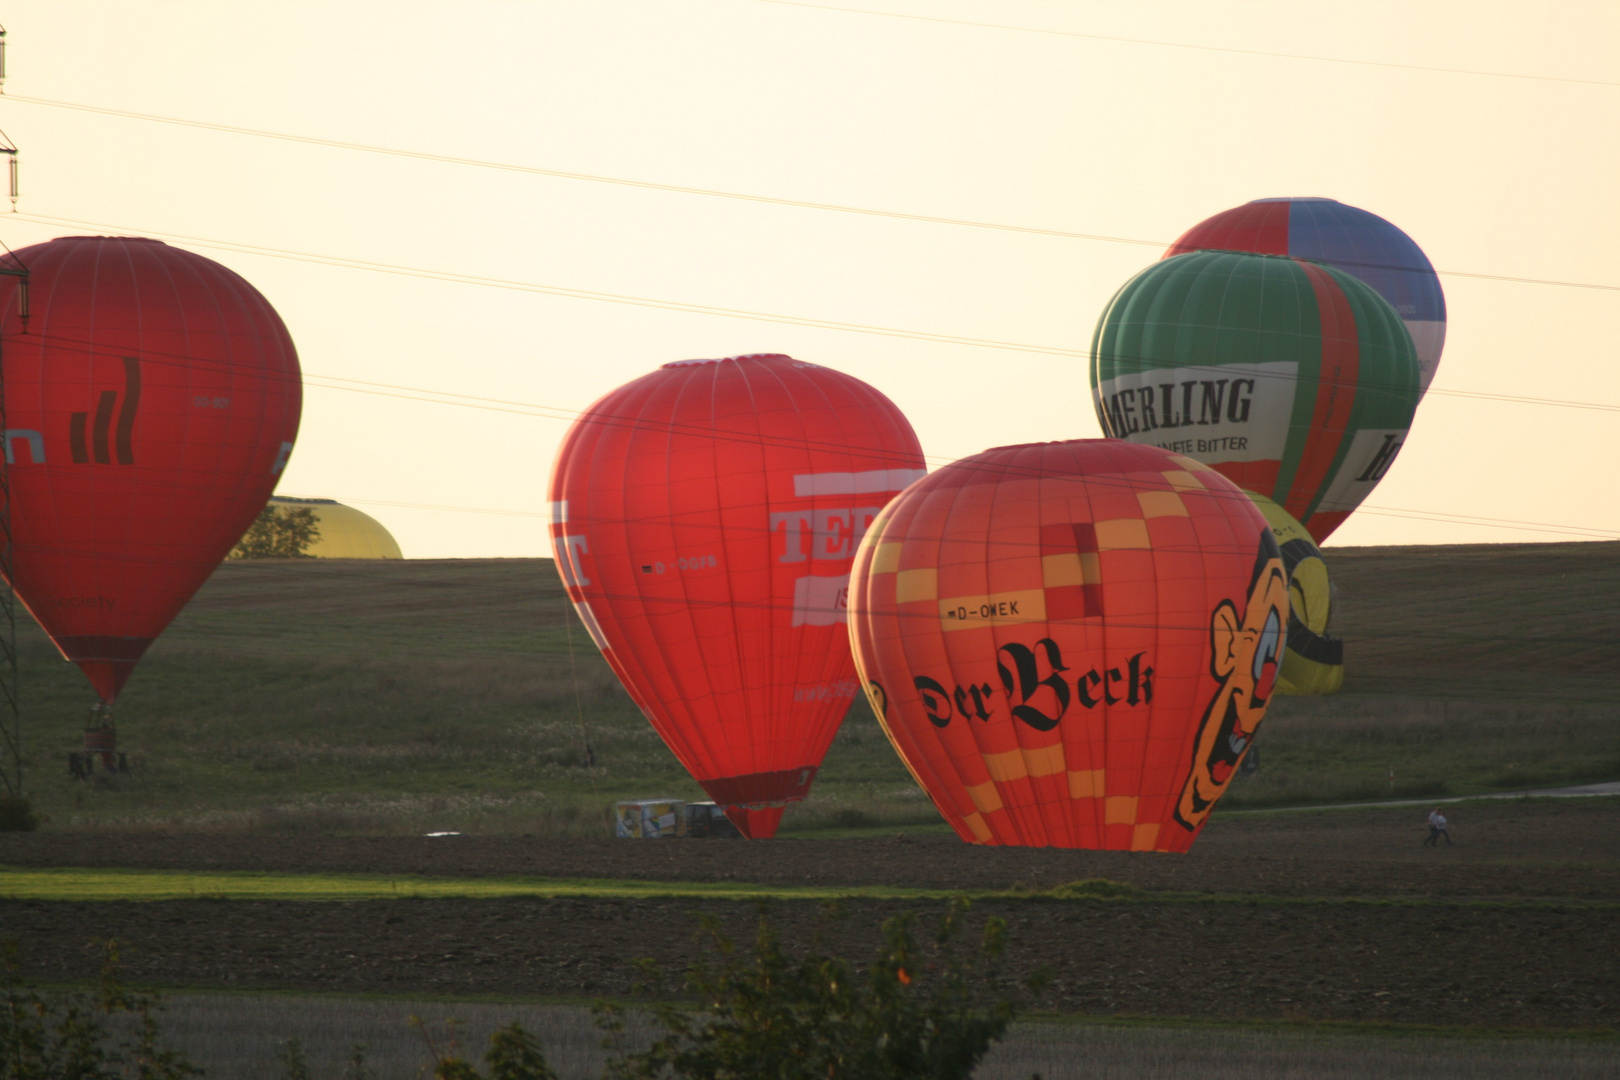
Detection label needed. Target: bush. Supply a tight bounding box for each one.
[0,938,199,1079]
[407,1017,559,1080]
[0,796,38,832]
[597,899,1041,1080]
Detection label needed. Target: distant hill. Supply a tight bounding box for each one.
[14,541,1619,831]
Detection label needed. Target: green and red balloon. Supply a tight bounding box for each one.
[1089,249,1421,543]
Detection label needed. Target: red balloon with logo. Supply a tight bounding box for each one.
[548,354,925,837]
[0,236,302,703]
[848,440,1289,851]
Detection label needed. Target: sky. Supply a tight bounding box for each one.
[1,1,1616,558]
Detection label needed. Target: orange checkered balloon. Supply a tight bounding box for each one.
[848,440,1289,851]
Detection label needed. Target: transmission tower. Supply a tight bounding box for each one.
[0,23,23,798]
[0,259,22,800]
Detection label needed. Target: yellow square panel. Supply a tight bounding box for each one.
[962,812,993,842]
[1067,769,1103,799]
[1161,470,1204,492]
[1131,823,1161,851]
[1024,742,1066,778]
[1104,795,1138,824]
[871,542,903,575]
[1138,491,1188,518]
[985,744,1067,782]
[1042,552,1086,587]
[894,568,938,603]
[983,748,1027,783]
[1096,518,1151,550]
[966,780,1004,815]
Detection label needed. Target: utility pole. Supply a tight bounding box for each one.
[0,260,22,800]
[0,24,24,797]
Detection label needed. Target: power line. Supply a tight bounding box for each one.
[755,0,1620,89]
[6,235,1618,544]
[16,212,1620,425]
[8,97,1620,295]
[12,211,1084,357]
[340,492,1619,543]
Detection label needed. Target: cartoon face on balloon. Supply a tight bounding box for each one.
[1174,531,1289,833]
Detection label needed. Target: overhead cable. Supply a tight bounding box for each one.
[8,97,1618,294]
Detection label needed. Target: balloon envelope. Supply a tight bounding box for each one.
[0,236,302,702]
[1090,250,1421,543]
[848,439,1289,851]
[548,354,925,838]
[1246,492,1343,696]
[1166,197,1446,392]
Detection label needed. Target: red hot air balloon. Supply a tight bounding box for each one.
[548,354,925,838]
[0,236,302,704]
[848,440,1288,852]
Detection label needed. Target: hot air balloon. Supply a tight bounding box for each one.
[0,236,302,711]
[848,439,1289,851]
[1246,492,1343,696]
[548,354,925,838]
[1090,249,1421,543]
[249,497,404,559]
[1166,197,1446,392]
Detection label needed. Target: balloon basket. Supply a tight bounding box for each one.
[684,801,742,839]
[71,705,129,780]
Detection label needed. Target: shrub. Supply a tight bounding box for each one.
[0,938,200,1080]
[0,796,38,832]
[409,1016,560,1080]
[597,899,1041,1080]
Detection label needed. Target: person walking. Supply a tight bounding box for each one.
[1424,807,1453,846]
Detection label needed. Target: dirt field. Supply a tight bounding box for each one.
[4,798,1618,1033]
[4,796,1617,899]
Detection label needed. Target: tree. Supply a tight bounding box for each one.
[229,504,322,559]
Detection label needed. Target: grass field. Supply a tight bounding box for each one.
[0,865,964,903]
[11,541,1620,834]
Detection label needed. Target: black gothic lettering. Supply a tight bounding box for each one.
[996,638,1071,732]
[915,676,952,728]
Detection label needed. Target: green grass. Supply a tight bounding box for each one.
[9,542,1620,834]
[6,865,1616,912]
[0,865,962,903]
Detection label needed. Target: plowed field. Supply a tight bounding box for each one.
[5,797,1618,1032]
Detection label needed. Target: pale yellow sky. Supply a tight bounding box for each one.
[3,1,1616,557]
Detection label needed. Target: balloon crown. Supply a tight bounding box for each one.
[662,353,795,368]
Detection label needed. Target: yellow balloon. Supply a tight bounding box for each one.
[268,497,403,559]
[1244,492,1343,695]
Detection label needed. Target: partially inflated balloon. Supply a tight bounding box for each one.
[848,440,1288,851]
[1167,197,1446,392]
[0,236,302,703]
[1246,492,1343,696]
[548,354,925,838]
[1091,250,1421,543]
